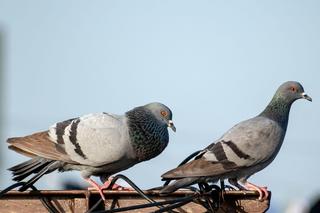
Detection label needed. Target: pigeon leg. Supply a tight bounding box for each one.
[101,177,132,190]
[85,178,106,200]
[244,182,268,200]
[228,178,246,190]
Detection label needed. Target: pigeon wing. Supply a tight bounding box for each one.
[162,157,240,179]
[217,116,284,167]
[163,116,283,179]
[48,113,133,167]
[7,131,75,163]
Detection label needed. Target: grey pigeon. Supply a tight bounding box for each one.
[7,102,176,200]
[160,81,311,200]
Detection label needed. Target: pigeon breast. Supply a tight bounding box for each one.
[126,107,169,162]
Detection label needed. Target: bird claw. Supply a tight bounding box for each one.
[102,182,132,191]
[85,178,106,200]
[245,182,269,201]
[101,177,133,191]
[85,176,133,201]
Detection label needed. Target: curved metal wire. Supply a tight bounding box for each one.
[0,182,25,197]
[107,174,159,204]
[154,195,198,213]
[87,174,165,213]
[1,148,237,213]
[0,182,60,213]
[0,179,230,213]
[93,195,197,213]
[86,199,104,213]
[87,173,225,213]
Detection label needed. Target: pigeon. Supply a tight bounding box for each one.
[7,102,176,200]
[160,81,311,200]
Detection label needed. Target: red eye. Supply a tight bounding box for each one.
[160,111,168,117]
[291,87,296,92]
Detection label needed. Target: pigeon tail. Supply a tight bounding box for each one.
[8,157,61,191]
[159,177,198,195]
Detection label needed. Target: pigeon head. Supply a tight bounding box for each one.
[260,81,312,127]
[144,102,176,132]
[276,81,312,104]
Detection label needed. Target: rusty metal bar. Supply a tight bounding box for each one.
[0,189,270,212]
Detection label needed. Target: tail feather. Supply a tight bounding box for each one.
[8,158,39,172]
[160,177,199,195]
[7,131,73,190]
[8,157,61,190]
[11,158,52,182]
[19,161,61,191]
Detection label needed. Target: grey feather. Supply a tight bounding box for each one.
[160,177,199,195]
[8,102,175,190]
[161,81,311,195]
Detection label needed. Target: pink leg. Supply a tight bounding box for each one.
[85,178,106,200]
[245,182,269,200]
[101,177,132,191]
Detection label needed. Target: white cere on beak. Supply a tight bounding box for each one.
[168,120,176,132]
[301,92,312,101]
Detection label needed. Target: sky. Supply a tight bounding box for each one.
[0,1,319,212]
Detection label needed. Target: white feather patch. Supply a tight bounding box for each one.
[48,123,58,143]
[203,151,218,162]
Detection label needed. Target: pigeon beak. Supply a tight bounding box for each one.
[302,92,312,102]
[168,120,176,132]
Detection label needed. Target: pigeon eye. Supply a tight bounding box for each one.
[290,87,296,92]
[160,111,168,117]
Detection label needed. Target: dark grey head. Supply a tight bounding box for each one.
[260,81,311,127]
[143,102,176,132]
[275,81,312,104]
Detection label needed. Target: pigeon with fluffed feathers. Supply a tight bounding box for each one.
[160,81,311,200]
[8,102,176,200]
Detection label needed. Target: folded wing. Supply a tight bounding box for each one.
[8,131,75,163]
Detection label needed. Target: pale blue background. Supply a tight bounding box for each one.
[0,1,319,212]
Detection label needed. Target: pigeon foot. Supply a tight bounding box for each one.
[101,177,133,191]
[245,182,268,201]
[85,178,106,200]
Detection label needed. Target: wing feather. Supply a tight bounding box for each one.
[7,131,76,163]
[162,158,241,179]
[54,113,132,166]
